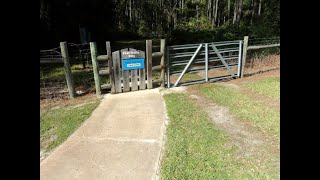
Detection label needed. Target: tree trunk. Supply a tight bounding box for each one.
[233,0,243,25]
[167,14,171,29]
[129,0,132,23]
[173,12,177,29]
[228,0,230,23]
[208,0,212,22]
[233,0,238,24]
[196,4,199,18]
[217,10,220,27]
[238,0,243,24]
[251,0,257,25]
[258,0,262,15]
[214,0,219,26]
[212,0,216,27]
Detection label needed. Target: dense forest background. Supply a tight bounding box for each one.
[40,0,279,48]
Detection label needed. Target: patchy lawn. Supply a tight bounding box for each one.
[244,77,280,100]
[161,70,280,179]
[193,83,279,139]
[161,93,257,179]
[40,96,101,161]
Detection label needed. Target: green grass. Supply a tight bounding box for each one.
[40,100,100,151]
[152,70,161,80]
[40,64,109,87]
[180,73,202,82]
[193,83,280,139]
[170,73,202,84]
[161,93,266,179]
[245,77,280,100]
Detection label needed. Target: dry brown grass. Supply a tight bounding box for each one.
[244,54,280,75]
[40,93,100,113]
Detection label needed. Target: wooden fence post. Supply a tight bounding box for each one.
[146,40,153,89]
[90,42,101,96]
[241,36,249,79]
[60,42,76,99]
[160,39,166,87]
[112,51,122,93]
[106,41,115,93]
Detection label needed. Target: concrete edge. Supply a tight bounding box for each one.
[153,88,170,180]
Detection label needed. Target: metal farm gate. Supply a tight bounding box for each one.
[167,40,242,87]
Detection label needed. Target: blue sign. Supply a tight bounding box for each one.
[122,58,145,70]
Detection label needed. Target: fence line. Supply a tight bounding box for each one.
[241,36,280,78]
[40,43,91,64]
[248,36,280,47]
[40,37,279,100]
[40,42,96,100]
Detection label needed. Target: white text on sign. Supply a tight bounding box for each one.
[127,63,141,67]
[122,51,140,55]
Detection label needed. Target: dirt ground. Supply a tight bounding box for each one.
[40,93,100,113]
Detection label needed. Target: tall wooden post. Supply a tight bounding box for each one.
[60,42,76,98]
[160,39,166,87]
[106,41,115,93]
[146,40,153,89]
[90,42,101,96]
[241,36,249,79]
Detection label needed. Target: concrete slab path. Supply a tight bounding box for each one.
[40,89,166,180]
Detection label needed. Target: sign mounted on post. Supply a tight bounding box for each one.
[121,50,145,70]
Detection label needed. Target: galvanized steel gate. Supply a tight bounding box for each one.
[167,40,243,87]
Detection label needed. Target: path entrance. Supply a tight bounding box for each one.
[40,89,166,180]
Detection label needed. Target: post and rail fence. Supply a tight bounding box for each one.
[40,36,279,99]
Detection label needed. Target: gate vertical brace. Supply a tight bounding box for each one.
[205,43,209,82]
[237,40,243,77]
[167,47,170,88]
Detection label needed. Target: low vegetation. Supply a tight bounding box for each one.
[161,71,280,179]
[161,93,256,179]
[40,98,100,159]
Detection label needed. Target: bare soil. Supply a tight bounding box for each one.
[40,93,100,113]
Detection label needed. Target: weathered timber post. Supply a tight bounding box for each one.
[160,39,166,87]
[90,42,102,96]
[241,36,249,79]
[146,40,153,89]
[106,41,115,93]
[60,42,76,98]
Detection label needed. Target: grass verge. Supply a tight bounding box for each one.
[161,93,259,179]
[40,100,100,152]
[244,77,280,100]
